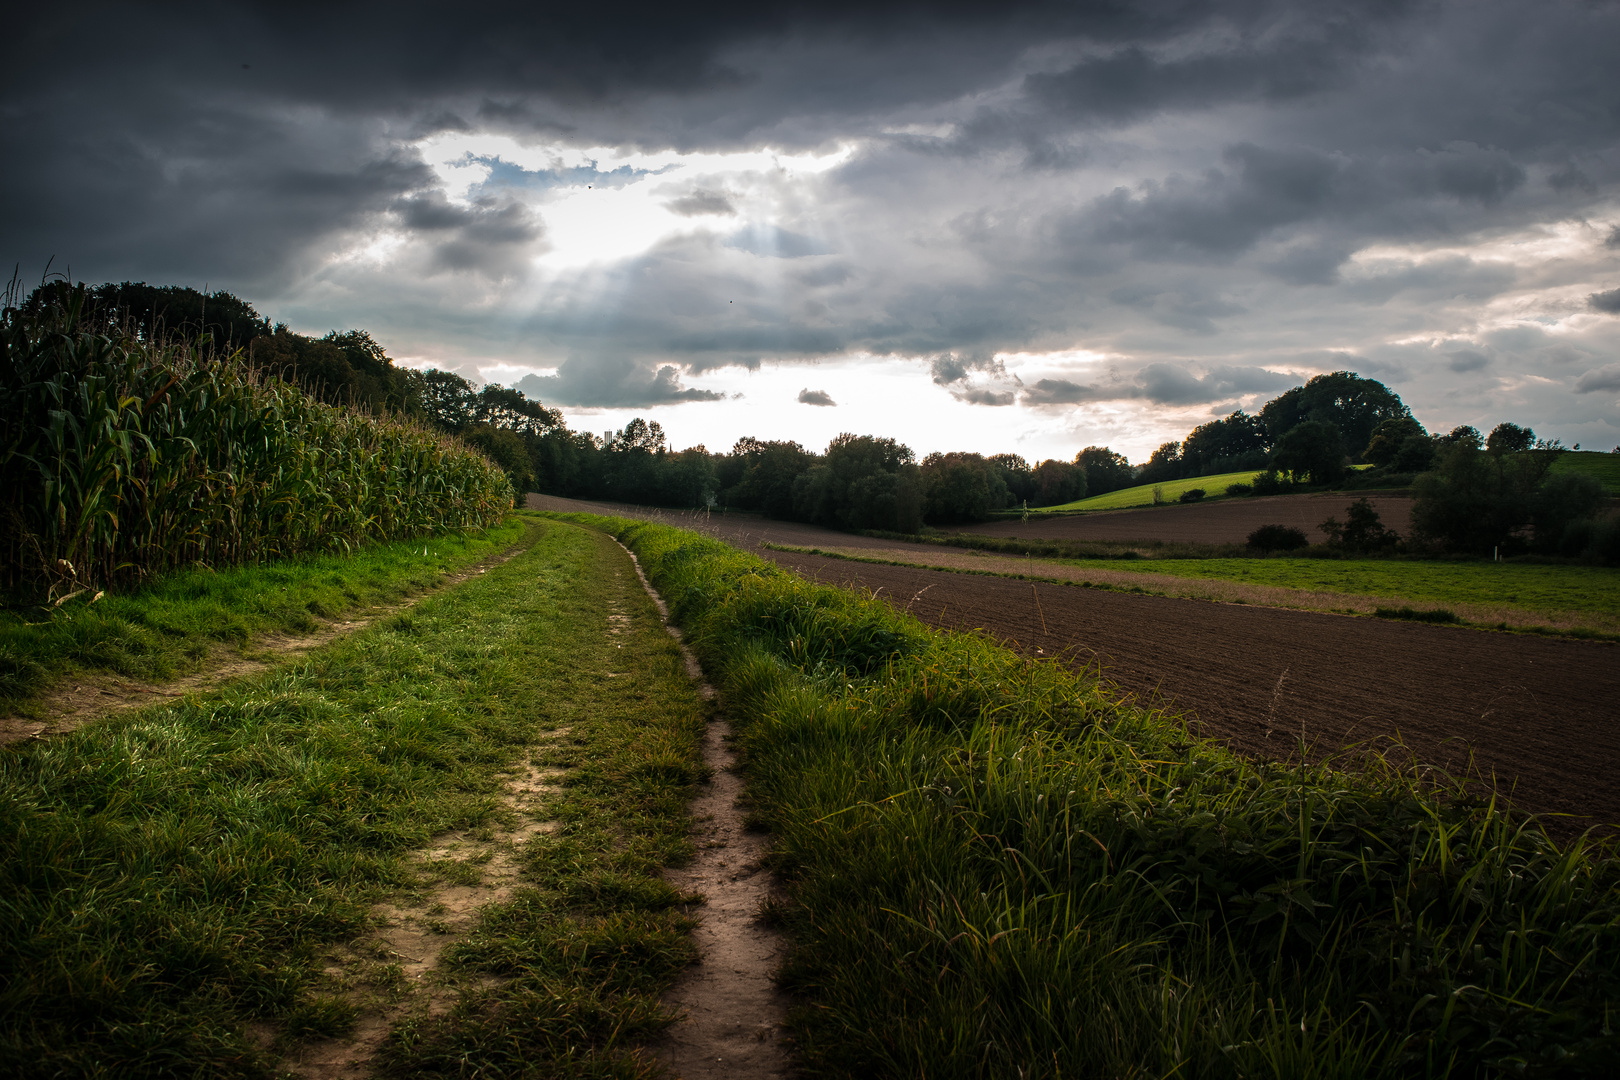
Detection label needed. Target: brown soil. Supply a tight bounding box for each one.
[0,544,526,748]
[953,492,1416,545]
[527,498,1620,828]
[756,542,1620,636]
[613,542,794,1079]
[760,548,1620,829]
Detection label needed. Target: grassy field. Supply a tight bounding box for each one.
[0,518,526,708]
[1039,469,1263,511]
[583,512,1620,1078]
[0,514,707,1078]
[1552,450,1620,493]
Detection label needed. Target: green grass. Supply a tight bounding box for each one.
[0,519,526,707]
[577,512,1620,1078]
[1063,555,1620,619]
[1039,469,1264,511]
[0,514,707,1078]
[1551,450,1620,493]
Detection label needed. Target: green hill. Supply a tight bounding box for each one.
[1550,450,1620,493]
[1038,470,1264,511]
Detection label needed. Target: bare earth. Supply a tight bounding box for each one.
[955,492,1416,545]
[529,495,1620,830]
[615,542,794,1079]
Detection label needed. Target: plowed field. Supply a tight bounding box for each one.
[529,495,1620,828]
[955,492,1416,545]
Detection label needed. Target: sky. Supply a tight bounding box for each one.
[4,0,1619,461]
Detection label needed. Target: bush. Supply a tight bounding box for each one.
[1177,488,1206,503]
[1319,498,1400,553]
[1247,524,1309,552]
[1252,470,1293,496]
[1225,482,1253,497]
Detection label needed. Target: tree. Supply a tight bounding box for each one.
[727,437,813,518]
[461,425,534,493]
[473,383,563,436]
[793,433,922,532]
[1410,436,1573,554]
[1486,422,1535,455]
[921,452,1010,524]
[27,280,272,352]
[1075,446,1131,495]
[1269,421,1346,485]
[1319,498,1399,552]
[988,454,1036,504]
[1363,416,1427,468]
[414,369,481,431]
[1259,372,1410,461]
[1138,441,1183,484]
[1031,459,1086,506]
[1180,410,1270,474]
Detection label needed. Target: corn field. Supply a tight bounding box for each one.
[1,285,514,601]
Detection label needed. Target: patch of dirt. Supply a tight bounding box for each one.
[612,540,794,1079]
[953,492,1416,545]
[756,542,1620,636]
[758,549,1620,831]
[0,543,528,748]
[278,736,571,1079]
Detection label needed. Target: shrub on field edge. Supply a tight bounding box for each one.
[1319,498,1401,554]
[1178,488,1206,503]
[1247,524,1309,552]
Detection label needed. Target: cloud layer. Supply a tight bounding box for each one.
[4,0,1618,453]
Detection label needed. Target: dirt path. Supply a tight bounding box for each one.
[0,542,528,747]
[278,738,570,1078]
[613,541,794,1079]
[760,548,1620,829]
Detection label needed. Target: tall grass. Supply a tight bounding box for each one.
[1,283,512,601]
[559,512,1620,1078]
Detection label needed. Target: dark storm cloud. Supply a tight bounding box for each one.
[1447,349,1491,373]
[797,388,837,406]
[516,357,723,407]
[1022,363,1295,407]
[953,387,1018,406]
[393,192,541,275]
[1576,366,1620,394]
[929,352,1005,386]
[666,190,737,217]
[5,0,1619,451]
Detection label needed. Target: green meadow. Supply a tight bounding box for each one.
[1,515,707,1078]
[1037,469,1263,510]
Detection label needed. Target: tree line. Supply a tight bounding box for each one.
[29,281,1613,559]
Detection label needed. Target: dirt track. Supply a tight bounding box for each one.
[528,496,1620,828]
[955,492,1415,545]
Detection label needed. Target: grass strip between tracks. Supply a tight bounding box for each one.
[763,542,1620,640]
[0,518,528,709]
[559,511,1620,1078]
[0,513,707,1078]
